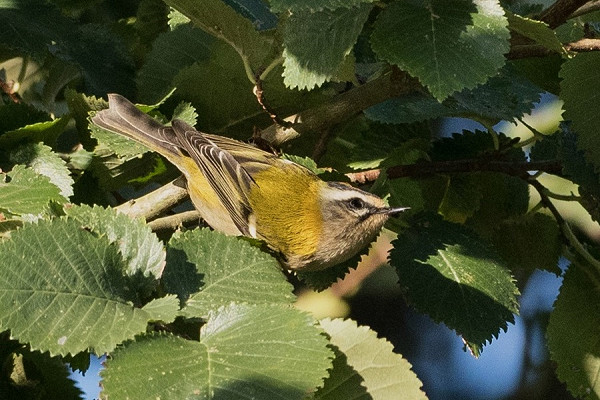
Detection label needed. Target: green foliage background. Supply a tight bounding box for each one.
[0,0,599,398]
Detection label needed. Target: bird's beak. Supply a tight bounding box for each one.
[376,206,410,216]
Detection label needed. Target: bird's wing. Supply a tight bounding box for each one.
[171,119,256,236]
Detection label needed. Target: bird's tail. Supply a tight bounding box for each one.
[91,93,181,158]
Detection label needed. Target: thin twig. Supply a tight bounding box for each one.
[345,159,563,183]
[529,177,600,279]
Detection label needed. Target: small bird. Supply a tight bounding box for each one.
[92,94,407,271]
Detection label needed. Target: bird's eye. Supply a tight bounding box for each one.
[348,197,365,210]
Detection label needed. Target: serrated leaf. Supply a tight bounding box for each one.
[0,165,65,216]
[451,65,542,123]
[65,204,166,280]
[135,0,170,47]
[505,11,567,56]
[371,0,510,100]
[468,172,530,237]
[163,229,294,317]
[171,43,262,132]
[140,295,179,323]
[0,1,134,97]
[438,174,482,223]
[0,218,168,356]
[0,100,50,133]
[137,23,214,103]
[560,52,600,172]
[6,348,84,400]
[270,0,376,13]
[224,0,278,30]
[164,0,274,68]
[366,64,542,124]
[547,262,600,399]
[0,115,70,148]
[88,146,166,191]
[101,304,333,399]
[10,142,74,198]
[492,213,561,276]
[64,89,108,141]
[390,214,519,356]
[317,318,426,400]
[171,101,198,126]
[282,4,372,90]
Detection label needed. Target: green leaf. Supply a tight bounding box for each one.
[505,11,567,56]
[0,218,169,356]
[101,304,333,399]
[163,229,294,317]
[0,165,65,216]
[139,295,180,323]
[270,0,376,13]
[282,4,372,90]
[171,43,262,132]
[0,1,135,96]
[64,204,166,279]
[492,213,562,276]
[547,262,600,399]
[171,101,198,126]
[438,174,482,224]
[0,101,50,133]
[9,142,74,198]
[0,115,70,148]
[90,117,151,160]
[468,172,530,237]
[3,348,83,400]
[225,0,278,30]
[366,64,542,124]
[371,0,510,100]
[137,23,214,103]
[88,146,166,191]
[390,214,519,356]
[317,318,426,400]
[64,89,107,142]
[135,0,170,47]
[164,0,274,68]
[560,52,600,171]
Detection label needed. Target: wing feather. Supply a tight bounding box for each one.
[171,119,255,236]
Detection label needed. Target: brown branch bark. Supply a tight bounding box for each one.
[115,176,189,220]
[257,69,420,146]
[346,159,563,183]
[539,0,591,29]
[147,210,201,232]
[508,38,600,59]
[571,0,600,17]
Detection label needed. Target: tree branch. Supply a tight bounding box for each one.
[115,176,189,220]
[148,210,201,232]
[257,69,420,146]
[539,0,591,29]
[508,38,600,59]
[571,0,600,17]
[346,159,563,183]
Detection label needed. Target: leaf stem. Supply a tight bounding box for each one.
[259,56,284,81]
[529,178,600,277]
[242,56,257,85]
[515,118,546,147]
